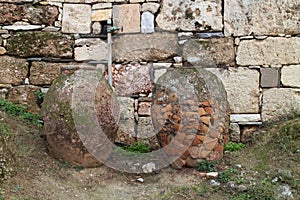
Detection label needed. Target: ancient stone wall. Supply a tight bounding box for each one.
[0,0,299,143]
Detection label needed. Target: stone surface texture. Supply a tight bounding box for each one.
[208,68,260,114]
[156,0,223,31]
[74,38,108,61]
[113,4,141,33]
[112,33,179,62]
[30,62,62,85]
[224,0,300,36]
[142,3,160,13]
[62,4,91,34]
[260,68,279,88]
[92,9,112,22]
[262,88,300,121]
[236,37,300,66]
[0,56,28,85]
[281,65,300,88]
[141,12,155,33]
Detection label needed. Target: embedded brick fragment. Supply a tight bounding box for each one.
[30,62,62,85]
[0,56,28,85]
[92,9,112,22]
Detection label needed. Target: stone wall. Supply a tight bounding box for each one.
[0,0,299,143]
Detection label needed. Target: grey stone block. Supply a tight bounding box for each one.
[260,68,279,88]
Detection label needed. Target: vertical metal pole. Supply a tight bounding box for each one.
[107,20,113,87]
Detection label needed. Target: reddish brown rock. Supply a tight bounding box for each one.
[203,137,218,151]
[30,62,62,85]
[138,102,151,116]
[0,56,28,85]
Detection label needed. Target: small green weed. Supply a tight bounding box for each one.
[224,142,246,152]
[0,99,42,127]
[218,168,237,183]
[35,90,45,107]
[122,141,150,153]
[196,160,217,172]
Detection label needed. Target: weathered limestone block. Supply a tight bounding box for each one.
[183,38,235,67]
[92,3,112,10]
[260,68,279,88]
[113,4,140,33]
[142,3,160,13]
[0,56,28,85]
[137,117,160,149]
[156,0,223,31]
[7,85,41,113]
[224,0,300,36]
[30,62,62,85]
[7,32,72,58]
[74,38,108,61]
[0,4,58,25]
[236,37,300,66]
[207,67,260,113]
[229,123,240,142]
[116,97,136,145]
[92,9,112,21]
[114,63,152,96]
[112,33,179,62]
[230,114,261,122]
[141,12,155,33]
[281,65,300,88]
[262,88,300,121]
[62,4,91,34]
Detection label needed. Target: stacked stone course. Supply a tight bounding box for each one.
[0,0,299,167]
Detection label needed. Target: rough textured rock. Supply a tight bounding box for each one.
[112,33,179,62]
[0,56,28,85]
[156,0,223,31]
[281,65,300,88]
[30,62,62,85]
[183,38,235,67]
[41,71,119,167]
[113,63,152,96]
[236,37,300,66]
[138,102,151,116]
[0,4,58,25]
[262,88,300,121]
[113,4,141,33]
[260,68,279,88]
[229,123,240,142]
[224,0,300,36]
[74,38,108,61]
[92,9,112,22]
[142,3,160,13]
[141,12,155,33]
[137,117,160,149]
[7,32,72,58]
[62,4,91,34]
[7,85,41,113]
[207,67,260,114]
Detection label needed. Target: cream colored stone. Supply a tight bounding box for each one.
[156,0,222,31]
[74,38,108,61]
[236,37,300,66]
[281,65,300,88]
[92,3,112,10]
[207,67,260,113]
[224,0,300,36]
[0,47,6,54]
[262,88,300,121]
[92,9,112,22]
[113,4,140,33]
[142,3,160,13]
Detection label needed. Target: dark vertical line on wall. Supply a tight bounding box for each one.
[27,61,32,83]
[222,0,225,35]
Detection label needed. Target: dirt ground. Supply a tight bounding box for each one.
[1,111,299,200]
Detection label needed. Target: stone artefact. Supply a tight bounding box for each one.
[281,65,300,88]
[41,70,119,167]
[183,38,235,67]
[62,4,91,34]
[138,102,151,116]
[260,68,279,88]
[30,62,62,85]
[74,38,108,61]
[137,117,160,149]
[7,32,72,58]
[208,68,260,114]
[156,0,223,31]
[0,56,28,85]
[142,3,160,13]
[236,37,300,66]
[141,12,155,33]
[262,88,300,121]
[92,9,112,22]
[113,4,140,33]
[0,47,7,55]
[112,32,179,62]
[224,0,300,36]
[229,123,240,142]
[0,3,58,25]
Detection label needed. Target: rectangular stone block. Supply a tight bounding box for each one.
[137,117,159,148]
[0,56,28,85]
[92,9,112,22]
[30,62,62,85]
[224,0,300,36]
[141,12,154,33]
[230,114,261,123]
[74,38,108,61]
[236,37,300,66]
[281,65,300,88]
[62,4,91,34]
[260,68,279,88]
[207,67,260,113]
[113,4,141,33]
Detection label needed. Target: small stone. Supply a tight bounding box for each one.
[240,36,254,40]
[92,9,112,22]
[255,36,268,40]
[229,123,240,142]
[238,185,248,192]
[275,184,294,200]
[206,172,218,178]
[3,25,43,31]
[230,114,261,123]
[173,56,182,63]
[92,22,102,35]
[142,3,160,13]
[92,3,112,10]
[42,26,60,32]
[138,102,151,116]
[137,178,144,183]
[209,180,220,187]
[142,162,156,173]
[195,32,224,38]
[141,12,154,33]
[1,34,11,39]
[225,181,236,189]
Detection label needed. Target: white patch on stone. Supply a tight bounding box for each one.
[141,12,154,33]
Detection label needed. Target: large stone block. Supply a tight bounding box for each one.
[137,117,160,149]
[30,62,62,85]
[62,4,91,34]
[92,9,112,22]
[74,38,108,61]
[207,67,260,113]
[262,88,300,121]
[7,32,72,58]
[0,4,58,25]
[183,38,235,67]
[156,0,223,32]
[224,0,300,36]
[112,32,179,62]
[236,37,300,66]
[281,65,300,88]
[0,56,28,85]
[113,4,140,33]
